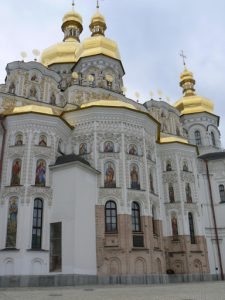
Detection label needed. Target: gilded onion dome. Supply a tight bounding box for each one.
[76,8,121,61]
[41,9,83,67]
[174,68,214,115]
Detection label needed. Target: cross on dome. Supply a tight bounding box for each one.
[180,50,187,67]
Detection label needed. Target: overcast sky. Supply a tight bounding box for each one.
[0,0,225,146]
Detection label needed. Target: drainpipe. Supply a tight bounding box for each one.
[205,159,224,280]
[0,116,6,185]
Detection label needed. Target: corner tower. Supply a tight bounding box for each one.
[174,67,221,154]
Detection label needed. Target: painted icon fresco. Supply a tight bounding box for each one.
[6,197,18,248]
[11,159,21,186]
[169,183,175,203]
[186,183,192,203]
[104,162,116,188]
[15,134,23,146]
[35,159,46,187]
[171,216,178,238]
[39,135,47,146]
[104,141,114,153]
[130,164,140,190]
[79,143,87,155]
[129,144,138,155]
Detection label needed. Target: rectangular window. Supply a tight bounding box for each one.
[50,222,62,272]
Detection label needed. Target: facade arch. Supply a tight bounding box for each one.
[15,132,23,146]
[4,258,14,275]
[156,258,162,274]
[135,257,147,275]
[193,259,203,274]
[31,258,44,275]
[109,257,121,275]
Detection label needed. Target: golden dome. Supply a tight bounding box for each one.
[41,9,83,67]
[174,68,214,115]
[91,10,106,25]
[62,10,82,27]
[174,95,214,115]
[41,40,80,66]
[80,100,137,110]
[76,36,121,60]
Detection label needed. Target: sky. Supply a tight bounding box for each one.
[0,0,225,146]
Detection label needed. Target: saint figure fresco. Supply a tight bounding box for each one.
[183,162,189,172]
[104,162,116,188]
[171,216,178,238]
[30,86,37,98]
[79,143,87,155]
[15,134,23,146]
[169,184,175,203]
[130,165,140,190]
[9,82,15,94]
[35,159,46,187]
[104,141,114,153]
[166,161,172,171]
[186,183,192,203]
[39,135,47,146]
[50,93,56,105]
[6,197,18,248]
[11,159,21,186]
[129,144,138,155]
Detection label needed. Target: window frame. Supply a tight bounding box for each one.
[132,202,141,232]
[194,130,202,146]
[219,184,225,203]
[105,201,118,233]
[31,198,43,249]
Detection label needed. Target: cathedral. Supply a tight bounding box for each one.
[0,3,225,281]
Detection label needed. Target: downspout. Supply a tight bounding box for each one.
[205,159,224,280]
[0,116,6,185]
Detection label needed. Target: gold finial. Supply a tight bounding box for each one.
[180,50,187,67]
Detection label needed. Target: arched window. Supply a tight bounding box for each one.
[104,141,114,153]
[50,93,56,105]
[6,197,18,248]
[211,131,216,146]
[150,171,154,193]
[11,159,21,186]
[152,206,157,235]
[188,212,196,244]
[130,164,140,190]
[35,159,46,187]
[219,185,225,203]
[104,162,116,188]
[195,130,202,146]
[183,162,189,172]
[105,201,117,233]
[39,135,47,146]
[166,161,172,171]
[132,202,141,232]
[9,82,16,94]
[15,133,23,146]
[29,86,37,98]
[32,199,43,249]
[171,216,178,239]
[186,183,192,203]
[129,144,138,155]
[79,143,88,155]
[169,184,175,203]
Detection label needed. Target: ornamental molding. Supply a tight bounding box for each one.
[1,186,26,204]
[98,188,122,205]
[162,172,178,183]
[26,186,53,206]
[180,171,195,183]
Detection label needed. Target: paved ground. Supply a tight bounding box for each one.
[0,281,225,300]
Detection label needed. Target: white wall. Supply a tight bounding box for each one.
[51,161,98,275]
